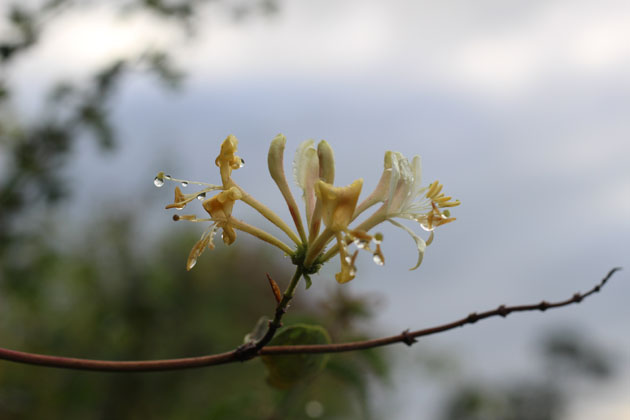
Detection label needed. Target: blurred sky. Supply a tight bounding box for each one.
[5,0,630,418]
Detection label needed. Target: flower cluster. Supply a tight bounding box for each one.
[155,135,459,284]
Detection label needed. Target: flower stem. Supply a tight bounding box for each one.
[235,184,302,246]
[252,267,303,350]
[303,227,334,268]
[230,218,294,255]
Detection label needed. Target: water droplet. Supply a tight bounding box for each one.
[420,223,434,232]
[372,253,384,266]
[175,205,184,210]
[181,181,189,187]
[349,268,356,277]
[153,176,164,187]
[305,400,324,418]
[187,259,197,270]
[164,174,172,180]
[354,239,367,249]
[239,158,245,168]
[197,192,206,200]
[344,256,352,264]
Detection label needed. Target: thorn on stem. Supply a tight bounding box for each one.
[539,301,550,311]
[467,312,479,323]
[234,342,257,362]
[401,329,417,346]
[497,305,508,317]
[573,293,583,303]
[266,273,282,304]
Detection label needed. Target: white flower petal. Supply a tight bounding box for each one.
[387,152,402,209]
[293,140,319,222]
[387,219,427,270]
[411,155,422,194]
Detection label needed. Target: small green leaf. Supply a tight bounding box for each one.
[243,316,270,344]
[303,273,313,290]
[261,324,331,388]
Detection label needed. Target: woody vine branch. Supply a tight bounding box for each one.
[0,267,621,372]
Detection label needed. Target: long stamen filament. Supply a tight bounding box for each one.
[162,175,222,189]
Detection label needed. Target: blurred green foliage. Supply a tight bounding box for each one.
[0,212,390,419]
[0,1,391,418]
[262,324,332,389]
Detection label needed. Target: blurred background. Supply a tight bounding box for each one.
[1,0,629,418]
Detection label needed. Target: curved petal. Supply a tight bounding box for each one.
[387,219,427,270]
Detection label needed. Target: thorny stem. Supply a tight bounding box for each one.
[255,267,303,348]
[0,268,621,371]
[233,267,303,361]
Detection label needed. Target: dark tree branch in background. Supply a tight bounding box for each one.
[0,268,621,372]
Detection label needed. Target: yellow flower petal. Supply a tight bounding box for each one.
[165,186,187,209]
[214,134,243,187]
[202,187,242,245]
[315,179,363,232]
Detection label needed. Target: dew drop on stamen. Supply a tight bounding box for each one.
[239,158,245,168]
[197,192,206,200]
[181,181,189,187]
[354,239,368,250]
[164,174,172,180]
[372,254,384,266]
[153,176,165,187]
[420,223,434,232]
[187,259,197,270]
[344,256,352,264]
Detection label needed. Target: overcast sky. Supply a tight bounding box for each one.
[5,0,630,418]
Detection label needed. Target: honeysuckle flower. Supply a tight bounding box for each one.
[293,140,319,225]
[202,186,242,245]
[316,179,363,232]
[215,134,243,187]
[355,151,460,270]
[156,133,459,284]
[268,134,308,242]
[187,224,218,271]
[314,179,363,283]
[156,135,295,270]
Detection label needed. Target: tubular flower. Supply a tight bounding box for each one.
[315,179,363,283]
[155,135,295,270]
[215,134,243,187]
[156,134,459,283]
[202,187,242,245]
[356,151,460,270]
[293,140,320,225]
